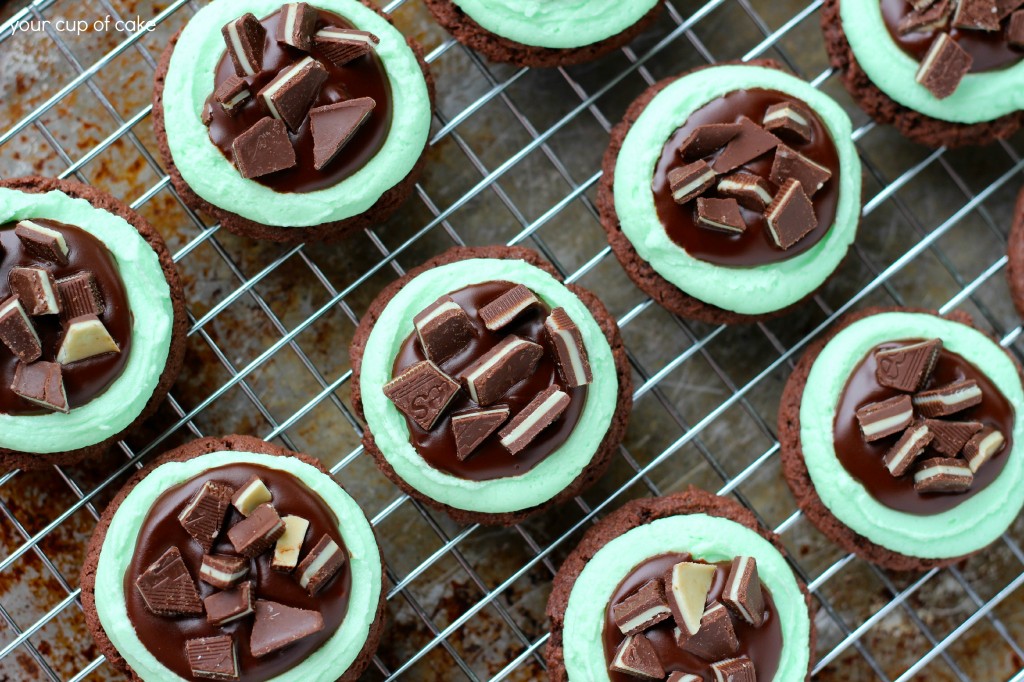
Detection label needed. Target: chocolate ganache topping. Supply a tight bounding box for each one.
[205,3,393,192]
[0,219,130,415]
[834,338,1014,515]
[652,88,841,267]
[602,552,782,681]
[125,463,351,681]
[389,280,592,481]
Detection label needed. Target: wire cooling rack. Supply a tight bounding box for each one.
[0,0,1023,679]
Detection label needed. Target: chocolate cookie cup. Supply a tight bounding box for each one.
[81,435,385,681]
[822,0,1024,148]
[154,0,434,243]
[598,61,861,324]
[350,245,632,526]
[546,489,815,682]
[422,0,662,68]
[0,176,186,471]
[779,307,1024,571]
[1009,184,1024,320]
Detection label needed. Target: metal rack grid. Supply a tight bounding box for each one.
[0,0,1022,679]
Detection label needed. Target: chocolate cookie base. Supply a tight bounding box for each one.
[821,0,1024,149]
[0,176,187,471]
[80,434,386,682]
[598,59,845,325]
[152,2,435,243]
[544,488,816,681]
[1008,186,1024,320]
[349,245,633,526]
[422,0,662,68]
[778,306,1023,571]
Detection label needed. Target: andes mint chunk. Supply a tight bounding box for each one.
[667,674,701,682]
[214,75,251,116]
[479,284,540,331]
[611,578,671,636]
[204,581,254,626]
[913,456,974,492]
[963,426,1005,473]
[769,144,832,197]
[884,421,934,477]
[9,267,59,316]
[923,419,983,456]
[135,546,204,616]
[875,338,942,392]
[913,379,983,417]
[953,0,1001,29]
[544,307,592,387]
[916,33,973,99]
[711,657,756,682]
[56,315,119,365]
[222,13,266,77]
[276,2,318,50]
[296,534,346,595]
[717,171,773,211]
[1010,10,1024,48]
[178,481,234,551]
[11,361,68,413]
[898,0,952,34]
[460,335,543,406]
[313,27,380,68]
[56,271,104,322]
[675,601,739,661]
[711,116,781,173]
[227,503,285,557]
[309,97,375,170]
[762,101,813,144]
[199,554,249,590]
[722,556,765,627]
[0,297,42,362]
[250,600,324,657]
[998,0,1024,20]
[765,178,818,250]
[232,475,272,516]
[608,634,664,680]
[413,295,474,364]
[498,385,570,455]
[271,515,310,572]
[232,117,296,179]
[451,405,509,460]
[695,197,746,234]
[677,122,741,159]
[855,394,913,441]
[666,560,716,636]
[185,635,238,681]
[15,220,69,265]
[667,159,717,205]
[258,56,328,131]
[384,360,461,430]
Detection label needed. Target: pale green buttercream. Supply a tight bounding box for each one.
[840,0,1024,124]
[163,0,431,227]
[450,0,659,49]
[563,514,811,681]
[359,259,618,514]
[614,65,861,315]
[95,451,382,681]
[0,188,173,454]
[801,312,1024,558]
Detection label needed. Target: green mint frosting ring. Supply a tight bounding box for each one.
[0,187,173,454]
[359,258,618,515]
[800,312,1024,559]
[450,0,659,49]
[840,0,1024,124]
[613,64,861,316]
[95,451,382,682]
[162,0,431,227]
[562,513,811,681]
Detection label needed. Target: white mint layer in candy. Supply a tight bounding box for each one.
[232,476,272,516]
[261,56,315,122]
[55,316,119,364]
[271,515,310,571]
[668,561,716,636]
[298,538,342,590]
[16,220,69,258]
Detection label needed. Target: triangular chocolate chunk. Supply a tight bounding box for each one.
[923,420,983,456]
[874,339,942,392]
[135,547,204,616]
[610,634,664,679]
[451,406,510,460]
[250,600,324,657]
[711,116,780,173]
[309,97,376,170]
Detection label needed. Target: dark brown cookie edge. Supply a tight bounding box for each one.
[1008,185,1024,320]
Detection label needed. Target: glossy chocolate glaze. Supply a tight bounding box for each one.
[602,552,782,681]
[206,7,393,193]
[392,281,587,482]
[652,89,840,267]
[881,0,1023,73]
[0,220,131,415]
[124,463,351,681]
[833,340,1015,514]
